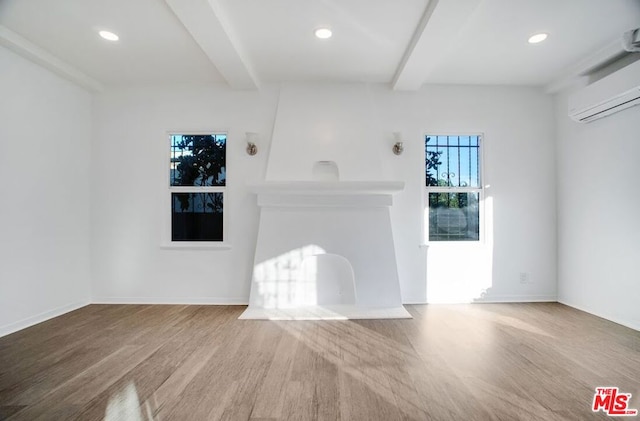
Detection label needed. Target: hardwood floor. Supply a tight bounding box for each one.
[1,303,639,420]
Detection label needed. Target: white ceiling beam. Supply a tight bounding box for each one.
[165,0,259,90]
[0,25,103,92]
[392,0,481,91]
[392,0,439,91]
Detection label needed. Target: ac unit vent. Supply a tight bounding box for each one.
[568,59,640,123]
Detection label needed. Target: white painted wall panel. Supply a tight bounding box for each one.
[0,46,91,336]
[556,88,640,331]
[91,83,557,306]
[372,85,557,303]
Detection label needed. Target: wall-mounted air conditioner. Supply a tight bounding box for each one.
[568,58,640,123]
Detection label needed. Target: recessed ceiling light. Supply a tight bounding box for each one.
[315,27,332,39]
[528,33,548,44]
[99,30,119,41]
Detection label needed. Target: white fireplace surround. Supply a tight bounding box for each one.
[239,180,411,320]
[238,84,412,320]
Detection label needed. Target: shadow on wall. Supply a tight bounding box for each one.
[252,245,358,309]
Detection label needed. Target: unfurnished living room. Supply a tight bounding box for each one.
[1,0,639,420]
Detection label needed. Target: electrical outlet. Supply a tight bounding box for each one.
[519,272,530,284]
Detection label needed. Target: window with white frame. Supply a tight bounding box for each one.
[425,134,482,242]
[169,133,226,242]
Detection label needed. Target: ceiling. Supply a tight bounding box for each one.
[0,0,639,91]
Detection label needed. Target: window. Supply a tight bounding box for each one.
[425,134,482,242]
[169,133,226,242]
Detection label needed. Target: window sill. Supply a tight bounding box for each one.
[160,242,232,250]
[424,241,487,248]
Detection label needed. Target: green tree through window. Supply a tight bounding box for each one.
[425,135,482,242]
[170,134,226,242]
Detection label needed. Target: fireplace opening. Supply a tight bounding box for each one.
[302,254,357,306]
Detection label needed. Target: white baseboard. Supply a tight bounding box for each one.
[473,294,557,303]
[239,305,412,320]
[91,296,249,305]
[558,300,640,332]
[421,295,557,304]
[0,300,90,338]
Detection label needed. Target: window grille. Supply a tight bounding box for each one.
[425,135,482,242]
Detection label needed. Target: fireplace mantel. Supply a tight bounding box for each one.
[249,181,405,208]
[249,181,404,195]
[241,180,411,320]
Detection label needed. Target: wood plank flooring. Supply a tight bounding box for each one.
[1,303,639,420]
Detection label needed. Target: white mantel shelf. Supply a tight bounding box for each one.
[248,181,405,195]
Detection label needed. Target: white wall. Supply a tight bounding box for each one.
[0,46,92,336]
[91,83,557,305]
[265,83,385,181]
[6,44,636,330]
[555,91,640,330]
[374,85,557,303]
[91,85,279,303]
